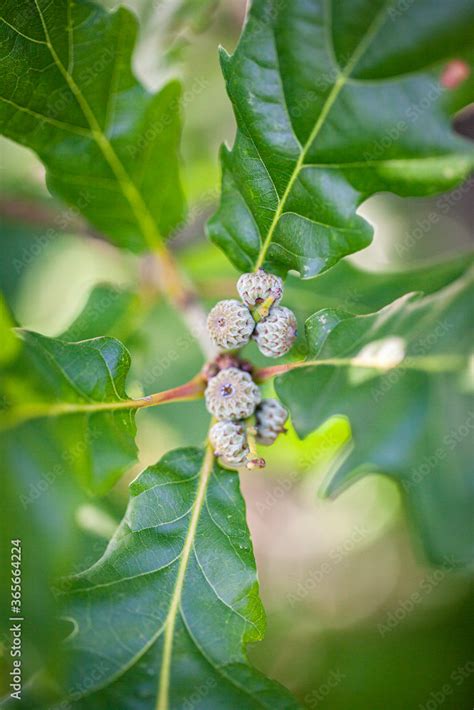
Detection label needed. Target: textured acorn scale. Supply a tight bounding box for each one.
[207,299,255,350]
[254,305,297,358]
[237,270,283,308]
[209,420,249,466]
[255,399,289,445]
[205,367,261,420]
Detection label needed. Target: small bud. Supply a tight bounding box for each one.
[246,457,266,470]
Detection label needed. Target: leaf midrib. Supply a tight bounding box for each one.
[9,1,165,253]
[0,399,141,432]
[156,443,215,710]
[254,0,391,269]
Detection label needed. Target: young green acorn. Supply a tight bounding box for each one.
[255,399,288,445]
[209,420,249,467]
[207,299,255,350]
[254,305,297,358]
[205,367,261,420]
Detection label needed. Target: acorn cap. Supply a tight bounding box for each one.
[209,420,249,467]
[255,398,289,445]
[205,367,261,420]
[254,306,297,358]
[207,299,255,351]
[237,270,283,309]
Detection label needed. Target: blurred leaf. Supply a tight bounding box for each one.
[0,220,46,303]
[0,136,48,197]
[1,330,138,495]
[0,0,184,252]
[56,447,300,709]
[276,269,474,565]
[0,428,88,683]
[284,251,474,318]
[182,240,240,284]
[59,286,210,449]
[61,284,140,342]
[128,299,204,384]
[0,329,141,677]
[207,0,474,277]
[252,590,474,710]
[0,293,20,364]
[167,0,219,33]
[441,54,474,115]
[128,0,219,54]
[139,0,220,64]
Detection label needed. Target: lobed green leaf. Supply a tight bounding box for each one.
[1,330,138,494]
[276,268,474,565]
[56,447,301,709]
[208,0,474,277]
[0,0,185,251]
[0,329,141,672]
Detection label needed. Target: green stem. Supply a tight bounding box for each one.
[252,296,276,323]
[0,376,205,431]
[245,419,266,470]
[255,354,467,381]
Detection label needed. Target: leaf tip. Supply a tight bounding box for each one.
[218,45,232,75]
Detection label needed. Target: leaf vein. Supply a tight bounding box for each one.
[0,16,47,44]
[179,606,269,709]
[192,546,261,636]
[254,0,393,268]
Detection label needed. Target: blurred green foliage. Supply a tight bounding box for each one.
[0,0,473,708]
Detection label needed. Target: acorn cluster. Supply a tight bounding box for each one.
[204,269,296,470]
[207,269,297,357]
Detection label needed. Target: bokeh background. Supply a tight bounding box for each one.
[1,1,473,708]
